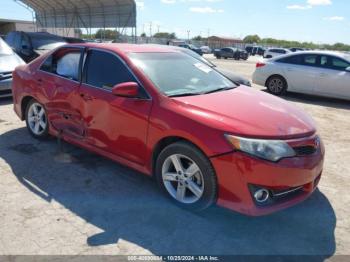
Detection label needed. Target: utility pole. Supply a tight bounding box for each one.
[157,25,160,33]
[149,22,153,38]
[187,30,190,42]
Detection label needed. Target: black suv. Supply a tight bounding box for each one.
[5,31,66,62]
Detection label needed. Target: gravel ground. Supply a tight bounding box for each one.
[0,55,349,257]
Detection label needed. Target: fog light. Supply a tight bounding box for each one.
[254,189,270,203]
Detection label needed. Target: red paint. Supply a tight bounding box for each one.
[12,43,325,216]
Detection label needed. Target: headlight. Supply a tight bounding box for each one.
[225,135,296,162]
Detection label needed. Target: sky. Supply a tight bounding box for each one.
[0,0,349,44]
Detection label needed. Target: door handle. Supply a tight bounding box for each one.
[80,93,94,101]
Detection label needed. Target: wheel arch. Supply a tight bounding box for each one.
[21,96,35,120]
[151,136,209,177]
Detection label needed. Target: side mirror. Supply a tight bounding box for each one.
[346,67,350,72]
[111,82,140,98]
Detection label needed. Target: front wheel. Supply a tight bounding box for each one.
[25,99,49,139]
[266,76,287,96]
[155,142,217,211]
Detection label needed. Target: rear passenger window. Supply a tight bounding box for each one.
[84,50,135,89]
[302,55,318,66]
[40,48,82,81]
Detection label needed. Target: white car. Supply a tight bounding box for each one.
[264,48,291,59]
[252,51,350,100]
[200,46,212,54]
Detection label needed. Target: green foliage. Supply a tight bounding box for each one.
[95,29,120,39]
[153,32,177,39]
[192,35,207,41]
[243,35,261,44]
[244,35,350,51]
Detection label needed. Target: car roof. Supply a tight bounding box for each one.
[67,43,180,54]
[270,50,350,61]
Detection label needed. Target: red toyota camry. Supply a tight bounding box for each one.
[12,43,325,216]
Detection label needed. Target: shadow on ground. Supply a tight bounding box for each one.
[0,127,337,257]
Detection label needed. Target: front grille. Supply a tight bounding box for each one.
[294,146,317,156]
[0,72,12,81]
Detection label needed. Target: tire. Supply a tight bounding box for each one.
[25,99,49,139]
[266,75,287,96]
[155,141,217,211]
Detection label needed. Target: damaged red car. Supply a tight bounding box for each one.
[12,43,325,216]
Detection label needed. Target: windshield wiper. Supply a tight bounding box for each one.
[202,86,236,95]
[168,92,201,98]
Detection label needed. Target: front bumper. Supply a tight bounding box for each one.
[0,78,13,98]
[212,137,325,216]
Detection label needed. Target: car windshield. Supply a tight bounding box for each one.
[0,38,14,55]
[129,52,236,97]
[30,34,66,50]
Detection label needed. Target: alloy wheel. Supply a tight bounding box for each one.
[162,154,204,204]
[27,102,47,136]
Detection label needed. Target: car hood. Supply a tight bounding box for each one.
[171,87,316,139]
[0,54,25,72]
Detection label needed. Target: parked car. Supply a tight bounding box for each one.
[151,45,252,86]
[200,46,212,54]
[214,47,248,60]
[0,38,25,98]
[245,45,254,55]
[289,47,304,52]
[63,37,85,44]
[252,46,266,56]
[178,44,203,56]
[264,48,291,59]
[5,31,66,62]
[253,51,350,100]
[12,43,324,216]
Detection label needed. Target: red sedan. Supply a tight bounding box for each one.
[12,44,325,216]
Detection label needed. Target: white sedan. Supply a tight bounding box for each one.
[253,51,350,100]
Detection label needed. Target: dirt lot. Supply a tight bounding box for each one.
[0,56,349,257]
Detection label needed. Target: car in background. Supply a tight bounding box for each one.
[214,47,248,60]
[290,47,304,52]
[252,46,266,56]
[178,44,203,56]
[12,43,324,216]
[253,51,350,100]
[0,37,25,98]
[5,31,66,62]
[245,45,254,55]
[200,46,212,54]
[63,37,85,44]
[264,48,291,59]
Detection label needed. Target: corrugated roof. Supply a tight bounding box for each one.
[18,0,136,28]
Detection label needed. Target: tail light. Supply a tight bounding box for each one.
[256,62,266,68]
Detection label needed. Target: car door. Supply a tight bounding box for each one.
[315,55,350,99]
[279,54,319,93]
[36,46,86,139]
[78,49,153,165]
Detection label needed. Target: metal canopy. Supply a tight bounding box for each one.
[18,0,136,29]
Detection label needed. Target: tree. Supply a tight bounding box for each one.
[243,35,261,44]
[140,33,146,37]
[192,35,206,41]
[153,32,177,39]
[95,29,120,40]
